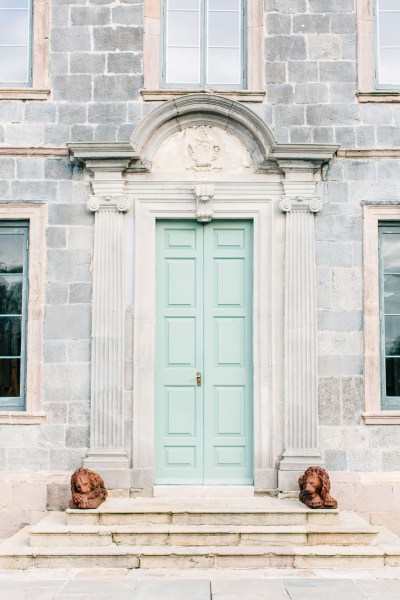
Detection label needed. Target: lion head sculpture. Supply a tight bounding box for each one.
[298,466,337,509]
[68,467,108,510]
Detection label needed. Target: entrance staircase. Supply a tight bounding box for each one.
[1,496,400,569]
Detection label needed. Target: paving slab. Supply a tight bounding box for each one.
[356,578,400,596]
[133,579,211,600]
[283,578,368,600]
[211,578,289,599]
[60,578,137,595]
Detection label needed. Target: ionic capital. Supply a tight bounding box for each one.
[279,196,322,214]
[87,194,130,213]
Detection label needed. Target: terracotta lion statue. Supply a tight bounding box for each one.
[69,467,108,509]
[298,466,337,509]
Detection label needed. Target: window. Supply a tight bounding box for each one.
[0,0,49,100]
[162,0,245,89]
[142,0,264,101]
[379,223,400,408]
[375,0,400,88]
[0,222,29,410]
[0,0,32,88]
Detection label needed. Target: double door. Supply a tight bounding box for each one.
[155,220,253,484]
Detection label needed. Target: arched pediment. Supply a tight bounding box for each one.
[130,94,276,173]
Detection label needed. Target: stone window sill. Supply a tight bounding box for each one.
[357,91,400,103]
[0,88,50,101]
[141,89,266,103]
[362,412,400,424]
[0,412,46,424]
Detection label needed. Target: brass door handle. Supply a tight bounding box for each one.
[196,372,202,386]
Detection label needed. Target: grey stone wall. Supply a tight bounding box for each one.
[0,0,400,479]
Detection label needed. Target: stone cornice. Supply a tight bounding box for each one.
[67,142,138,172]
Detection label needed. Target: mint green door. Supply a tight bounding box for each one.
[155,220,253,484]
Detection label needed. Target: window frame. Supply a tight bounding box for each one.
[373,0,400,90]
[363,204,400,424]
[0,0,50,101]
[142,0,265,102]
[0,203,46,424]
[161,0,247,91]
[0,221,29,410]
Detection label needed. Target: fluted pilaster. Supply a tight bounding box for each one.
[278,196,323,490]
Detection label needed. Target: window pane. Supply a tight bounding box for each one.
[385,316,400,355]
[386,357,400,396]
[0,316,21,357]
[0,47,29,85]
[208,48,241,84]
[0,10,30,45]
[166,47,200,84]
[0,275,23,314]
[209,0,240,9]
[167,10,200,47]
[378,48,400,85]
[379,12,400,47]
[0,233,24,273]
[384,274,400,313]
[0,0,30,8]
[208,10,240,47]
[380,0,400,10]
[382,234,400,273]
[169,0,199,9]
[0,358,20,397]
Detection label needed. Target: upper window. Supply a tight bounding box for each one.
[0,222,29,411]
[375,0,400,88]
[0,0,32,88]
[162,0,246,89]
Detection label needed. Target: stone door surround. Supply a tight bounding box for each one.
[68,94,338,492]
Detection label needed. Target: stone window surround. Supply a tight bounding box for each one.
[0,203,46,424]
[357,0,400,103]
[142,0,265,102]
[0,0,50,101]
[363,204,400,425]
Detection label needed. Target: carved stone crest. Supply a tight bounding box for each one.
[187,127,221,171]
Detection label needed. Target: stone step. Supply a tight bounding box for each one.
[66,497,340,527]
[0,528,394,570]
[29,512,379,548]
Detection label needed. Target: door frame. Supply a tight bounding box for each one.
[130,181,275,492]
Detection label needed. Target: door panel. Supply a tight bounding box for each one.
[155,220,253,484]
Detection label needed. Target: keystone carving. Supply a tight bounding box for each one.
[298,466,338,509]
[87,195,130,213]
[69,467,108,509]
[279,196,322,213]
[194,184,215,223]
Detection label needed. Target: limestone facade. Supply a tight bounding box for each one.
[1,0,400,537]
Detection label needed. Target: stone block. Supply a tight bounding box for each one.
[318,355,363,376]
[112,4,143,26]
[68,226,94,249]
[45,158,73,180]
[39,424,66,449]
[370,426,400,448]
[290,127,312,143]
[47,482,70,510]
[377,126,400,147]
[49,203,93,226]
[307,34,342,60]
[355,483,394,512]
[0,511,30,541]
[306,104,360,126]
[288,60,318,82]
[71,125,95,143]
[44,363,91,402]
[320,61,356,82]
[329,83,357,104]
[43,340,67,363]
[95,124,118,141]
[0,102,23,122]
[44,124,71,145]
[52,76,92,102]
[318,309,362,332]
[25,102,57,123]
[107,52,142,74]
[348,450,381,473]
[118,124,135,140]
[382,451,400,472]
[88,103,127,124]
[362,104,393,125]
[45,304,91,339]
[58,181,75,203]
[267,84,295,104]
[294,83,329,104]
[47,248,91,283]
[11,180,57,202]
[45,402,68,425]
[333,268,362,310]
[51,27,91,52]
[308,0,354,12]
[355,126,375,148]
[52,6,69,26]
[0,157,15,179]
[377,160,400,181]
[324,449,347,471]
[318,377,341,425]
[6,449,49,471]
[293,14,330,33]
[93,75,142,101]
[12,483,47,512]
[266,13,291,35]
[342,33,357,60]
[331,13,357,34]
[265,62,287,86]
[0,484,12,511]
[315,241,353,267]
[341,376,363,425]
[46,281,68,305]
[266,35,306,61]
[50,52,69,74]
[67,400,90,425]
[265,0,307,12]
[335,126,357,146]
[49,448,86,471]
[93,26,143,52]
[16,158,43,180]
[66,426,90,448]
[274,104,304,126]
[6,124,44,146]
[58,104,88,124]
[69,283,92,303]
[71,6,110,26]
[70,53,106,74]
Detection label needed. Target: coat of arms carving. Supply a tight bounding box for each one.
[186,126,221,171]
